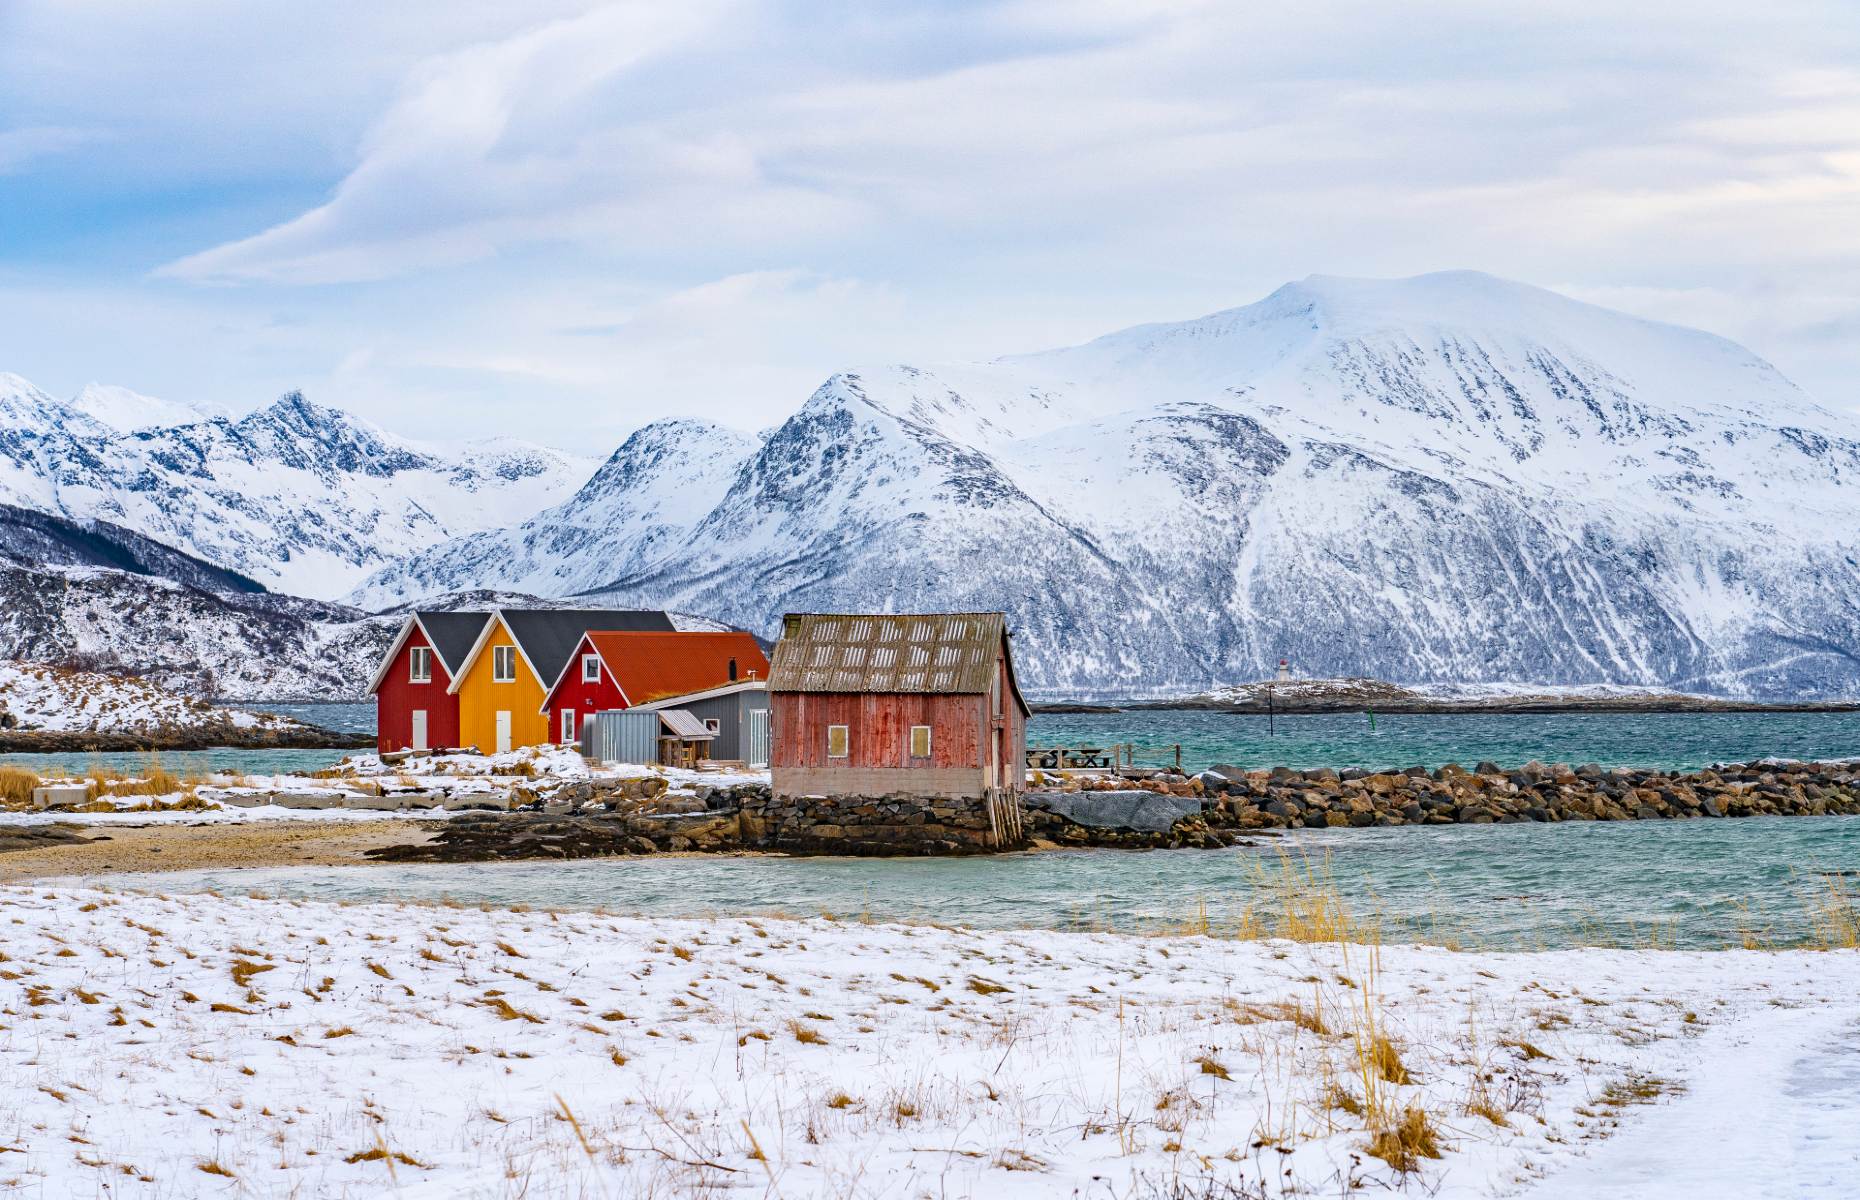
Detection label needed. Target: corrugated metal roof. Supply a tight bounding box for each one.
[767,612,1010,695]
[582,631,769,705]
[658,709,715,738]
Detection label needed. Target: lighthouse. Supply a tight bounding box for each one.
[1276,658,1292,682]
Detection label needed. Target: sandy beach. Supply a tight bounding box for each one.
[0,818,439,882]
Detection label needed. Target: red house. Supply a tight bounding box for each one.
[766,612,1029,801]
[367,611,490,754]
[540,630,770,747]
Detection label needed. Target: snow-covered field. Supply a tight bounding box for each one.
[2,885,1855,1198]
[0,661,306,734]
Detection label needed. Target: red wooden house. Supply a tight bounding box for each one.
[540,630,770,747]
[367,611,490,754]
[766,612,1029,800]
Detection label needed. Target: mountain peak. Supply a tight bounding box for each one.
[69,382,228,433]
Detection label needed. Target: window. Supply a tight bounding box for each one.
[492,645,517,683]
[408,646,432,684]
[826,724,849,758]
[582,653,601,683]
[705,718,721,734]
[909,725,932,758]
[561,709,577,744]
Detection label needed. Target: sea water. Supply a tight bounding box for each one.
[8,706,1859,777]
[84,812,1859,951]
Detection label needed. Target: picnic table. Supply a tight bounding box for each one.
[1026,744,1117,770]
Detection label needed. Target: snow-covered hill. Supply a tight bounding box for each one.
[0,377,592,598]
[0,660,311,735]
[352,272,1860,700]
[0,559,395,700]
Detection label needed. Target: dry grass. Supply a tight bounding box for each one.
[1368,1034,1411,1084]
[788,1020,827,1045]
[230,960,276,988]
[1233,852,1377,944]
[0,765,41,807]
[1365,1106,1442,1173]
[1806,875,1859,950]
[478,996,544,1024]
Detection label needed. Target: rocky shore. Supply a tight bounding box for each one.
[359,758,1860,862]
[1037,676,1860,714]
[1178,757,1860,830]
[0,725,371,753]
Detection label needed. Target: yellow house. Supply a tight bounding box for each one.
[447,608,675,752]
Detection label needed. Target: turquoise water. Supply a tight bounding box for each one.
[89,813,1860,951]
[8,707,1857,778]
[0,747,356,778]
[1032,709,1860,773]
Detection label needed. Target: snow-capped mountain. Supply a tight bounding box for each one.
[0,379,592,598]
[351,271,1860,700]
[67,382,229,432]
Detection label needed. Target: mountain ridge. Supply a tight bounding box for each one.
[0,379,593,598]
[348,271,1860,700]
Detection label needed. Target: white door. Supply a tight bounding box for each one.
[410,710,428,752]
[495,710,512,754]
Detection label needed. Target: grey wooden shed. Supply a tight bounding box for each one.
[634,680,770,766]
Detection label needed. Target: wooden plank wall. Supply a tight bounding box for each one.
[772,692,987,769]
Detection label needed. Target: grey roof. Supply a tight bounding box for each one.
[769,612,1025,706]
[500,609,675,685]
[658,709,715,739]
[414,611,491,676]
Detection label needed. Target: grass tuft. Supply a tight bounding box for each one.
[1365,1106,1442,1173]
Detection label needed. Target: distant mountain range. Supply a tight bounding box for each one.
[7,271,1860,700]
[0,375,590,598]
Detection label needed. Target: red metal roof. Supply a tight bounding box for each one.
[584,631,771,706]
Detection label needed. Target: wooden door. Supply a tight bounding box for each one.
[410,710,428,752]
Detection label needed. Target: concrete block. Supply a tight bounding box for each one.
[31,784,90,811]
[267,791,346,810]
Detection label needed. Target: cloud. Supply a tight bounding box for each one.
[5,0,1859,434]
[160,2,748,283]
[0,126,96,173]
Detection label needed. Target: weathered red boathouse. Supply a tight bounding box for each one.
[766,612,1029,801]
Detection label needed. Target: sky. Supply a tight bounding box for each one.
[1,0,1857,449]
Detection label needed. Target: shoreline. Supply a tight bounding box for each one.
[0,727,372,753]
[1038,697,1860,714]
[0,818,439,881]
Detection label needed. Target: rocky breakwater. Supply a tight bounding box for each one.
[366,784,1016,861]
[1194,759,1860,828]
[736,791,1008,855]
[365,777,755,863]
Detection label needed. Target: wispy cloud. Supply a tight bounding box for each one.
[0,0,1855,438]
[0,125,96,173]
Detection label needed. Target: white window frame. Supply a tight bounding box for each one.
[705,718,721,734]
[826,724,849,759]
[492,645,517,683]
[582,653,601,683]
[909,724,932,758]
[561,708,577,744]
[408,646,432,684]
